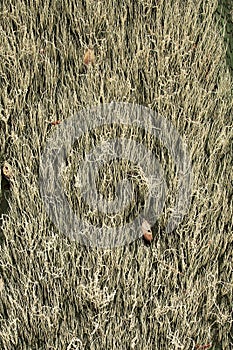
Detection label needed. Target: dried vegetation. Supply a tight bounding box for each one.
[0,0,232,349]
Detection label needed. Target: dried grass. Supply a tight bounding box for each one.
[0,0,232,349]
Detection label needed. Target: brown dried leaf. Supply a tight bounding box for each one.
[83,48,95,66]
[2,161,13,179]
[142,218,153,242]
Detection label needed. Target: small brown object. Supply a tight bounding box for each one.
[83,48,95,66]
[46,120,61,126]
[50,120,61,126]
[142,219,153,243]
[2,161,12,179]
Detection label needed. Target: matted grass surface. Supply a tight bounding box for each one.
[0,0,232,349]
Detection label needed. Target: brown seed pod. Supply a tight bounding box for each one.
[83,48,95,66]
[142,218,153,243]
[2,161,13,179]
[50,120,61,125]
[51,120,61,125]
[45,120,61,126]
